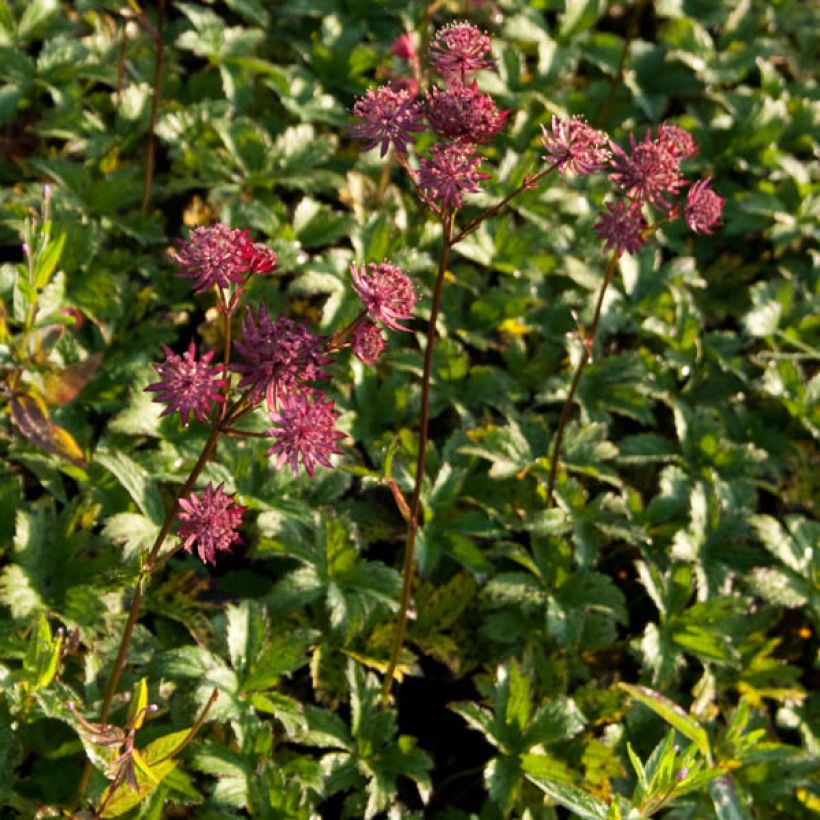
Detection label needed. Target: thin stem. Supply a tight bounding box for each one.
[140,0,165,215]
[76,423,221,803]
[152,687,220,765]
[451,165,556,245]
[381,210,455,703]
[545,250,619,508]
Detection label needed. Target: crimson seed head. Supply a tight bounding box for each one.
[351,261,416,332]
[685,178,724,234]
[657,122,698,161]
[145,341,226,426]
[178,482,245,564]
[609,130,684,209]
[429,22,495,85]
[418,142,490,212]
[594,199,647,256]
[351,320,387,365]
[233,307,331,411]
[172,224,255,293]
[541,115,611,175]
[426,84,508,144]
[266,389,345,478]
[351,86,425,158]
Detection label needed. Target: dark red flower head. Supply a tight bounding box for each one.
[145,341,226,425]
[429,22,495,86]
[351,320,387,365]
[417,142,490,212]
[266,389,345,478]
[594,199,647,257]
[351,261,416,332]
[426,83,508,144]
[685,178,724,234]
[351,86,425,158]
[178,482,245,564]
[541,115,611,175]
[609,130,684,210]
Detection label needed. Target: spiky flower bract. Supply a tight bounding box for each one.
[172,224,257,293]
[177,482,245,564]
[351,86,425,158]
[541,115,611,175]
[657,122,698,161]
[266,389,345,478]
[426,84,508,144]
[145,341,226,426]
[429,22,495,85]
[417,143,490,212]
[685,178,724,234]
[609,130,684,209]
[351,320,387,365]
[351,261,416,332]
[233,307,331,411]
[594,200,647,256]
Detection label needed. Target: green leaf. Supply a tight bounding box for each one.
[525,773,609,819]
[619,683,710,756]
[96,449,165,526]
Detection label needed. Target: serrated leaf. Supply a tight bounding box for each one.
[96,449,164,526]
[525,773,609,819]
[619,683,710,756]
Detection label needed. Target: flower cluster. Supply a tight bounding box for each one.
[171,223,277,295]
[352,22,504,214]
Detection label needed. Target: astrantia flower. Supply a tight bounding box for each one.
[145,341,226,425]
[418,143,490,212]
[657,122,698,161]
[351,86,424,158]
[245,242,278,275]
[429,22,495,85]
[266,389,345,478]
[594,199,647,256]
[426,84,508,144]
[178,482,245,564]
[351,320,387,365]
[685,178,724,234]
[351,261,416,332]
[233,308,331,410]
[172,224,254,293]
[541,115,611,175]
[609,131,683,209]
[390,32,417,62]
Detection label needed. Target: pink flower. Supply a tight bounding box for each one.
[609,130,684,209]
[657,122,698,161]
[390,32,417,62]
[417,142,490,212]
[685,178,724,234]
[426,84,508,144]
[178,482,245,564]
[594,200,647,256]
[351,261,416,332]
[429,22,495,85]
[245,242,278,275]
[172,224,257,293]
[266,389,345,478]
[145,341,226,425]
[351,86,425,158]
[541,115,611,175]
[351,320,387,365]
[233,308,331,410]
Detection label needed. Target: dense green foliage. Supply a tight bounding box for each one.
[0,0,817,817]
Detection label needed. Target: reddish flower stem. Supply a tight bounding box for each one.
[381,210,455,702]
[140,0,165,215]
[544,250,619,508]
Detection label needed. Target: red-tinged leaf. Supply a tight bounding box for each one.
[42,353,102,405]
[10,392,86,466]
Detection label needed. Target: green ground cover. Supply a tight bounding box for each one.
[0,0,817,817]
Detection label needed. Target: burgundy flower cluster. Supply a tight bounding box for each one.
[144,223,417,563]
[539,116,723,255]
[352,22,505,214]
